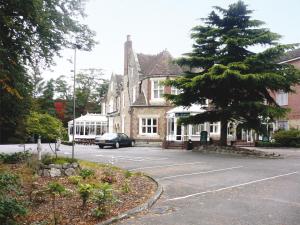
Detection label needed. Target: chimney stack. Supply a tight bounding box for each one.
[124,35,132,76]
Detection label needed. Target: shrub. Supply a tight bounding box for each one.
[79,169,95,180]
[46,182,66,225]
[92,183,115,218]
[273,129,300,147]
[0,172,27,224]
[0,151,31,164]
[124,170,133,179]
[0,198,27,224]
[78,184,94,209]
[0,172,21,195]
[122,180,131,193]
[255,141,282,147]
[68,176,82,185]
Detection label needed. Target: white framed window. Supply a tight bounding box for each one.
[192,124,205,135]
[171,86,180,95]
[210,122,219,134]
[277,121,288,130]
[152,80,164,99]
[140,118,158,134]
[276,91,288,106]
[168,118,175,135]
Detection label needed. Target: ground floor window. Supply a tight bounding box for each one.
[168,118,175,135]
[210,122,219,134]
[140,118,158,134]
[192,124,205,135]
[277,121,288,130]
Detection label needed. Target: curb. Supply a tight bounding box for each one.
[97,175,163,225]
[192,149,283,159]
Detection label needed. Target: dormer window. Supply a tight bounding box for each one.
[152,80,164,99]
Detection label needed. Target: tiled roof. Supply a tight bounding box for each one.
[278,48,300,63]
[137,50,182,76]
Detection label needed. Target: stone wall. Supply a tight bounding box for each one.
[38,162,80,177]
[131,106,172,141]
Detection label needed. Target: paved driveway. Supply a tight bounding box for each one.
[1,144,300,225]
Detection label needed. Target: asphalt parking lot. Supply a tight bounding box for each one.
[1,144,300,225]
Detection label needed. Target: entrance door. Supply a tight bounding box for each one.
[176,125,182,140]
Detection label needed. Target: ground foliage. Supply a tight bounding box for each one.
[164,1,300,145]
[0,157,156,224]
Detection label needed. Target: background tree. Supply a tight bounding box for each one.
[0,0,96,143]
[25,112,67,142]
[165,1,300,146]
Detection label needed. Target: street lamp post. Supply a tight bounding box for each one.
[72,47,77,159]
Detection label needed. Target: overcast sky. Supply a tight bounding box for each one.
[42,0,300,81]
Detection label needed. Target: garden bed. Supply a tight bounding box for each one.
[0,152,157,225]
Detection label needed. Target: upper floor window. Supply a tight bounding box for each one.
[276,91,288,106]
[152,80,164,99]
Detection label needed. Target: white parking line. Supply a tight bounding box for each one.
[95,154,168,162]
[129,161,205,171]
[165,171,298,202]
[157,166,243,181]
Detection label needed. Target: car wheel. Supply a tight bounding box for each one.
[115,142,120,149]
[130,141,135,147]
[98,145,103,149]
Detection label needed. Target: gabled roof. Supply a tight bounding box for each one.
[278,48,300,63]
[132,92,147,106]
[137,50,182,76]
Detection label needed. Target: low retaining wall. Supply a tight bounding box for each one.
[38,162,80,177]
[193,145,282,158]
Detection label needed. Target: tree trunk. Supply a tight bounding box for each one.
[220,119,228,146]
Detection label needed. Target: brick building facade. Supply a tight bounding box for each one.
[275,49,300,130]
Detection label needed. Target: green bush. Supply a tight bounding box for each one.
[273,129,300,147]
[255,141,282,147]
[92,183,116,218]
[0,151,31,164]
[0,172,27,224]
[78,184,94,208]
[0,198,27,225]
[68,176,82,185]
[79,169,95,180]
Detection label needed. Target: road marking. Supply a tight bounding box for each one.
[157,166,243,181]
[129,161,205,171]
[95,155,168,162]
[165,171,298,202]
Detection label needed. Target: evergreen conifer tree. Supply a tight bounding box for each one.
[165,1,300,146]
